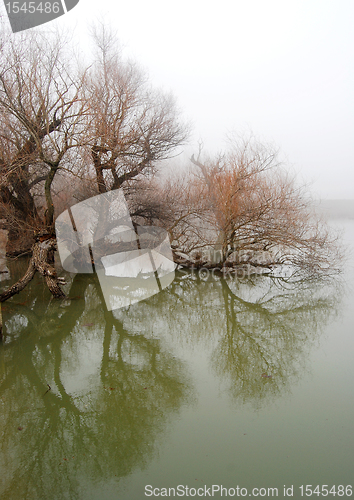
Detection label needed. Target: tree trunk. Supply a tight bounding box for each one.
[91,148,107,193]
[0,237,66,304]
[45,166,58,227]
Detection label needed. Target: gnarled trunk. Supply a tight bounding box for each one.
[0,236,66,339]
[0,237,65,303]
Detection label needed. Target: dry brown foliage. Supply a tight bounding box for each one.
[133,136,342,276]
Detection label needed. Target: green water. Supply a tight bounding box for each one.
[1,221,353,500]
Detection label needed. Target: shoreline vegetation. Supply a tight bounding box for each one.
[0,23,344,334]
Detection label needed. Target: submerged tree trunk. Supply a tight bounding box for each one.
[0,237,66,304]
[0,235,66,339]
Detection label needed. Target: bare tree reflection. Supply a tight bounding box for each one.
[0,270,193,499]
[0,263,342,497]
[123,271,342,408]
[212,276,340,407]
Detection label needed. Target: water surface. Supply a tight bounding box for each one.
[1,220,353,499]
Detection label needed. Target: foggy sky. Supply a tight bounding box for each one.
[4,0,354,199]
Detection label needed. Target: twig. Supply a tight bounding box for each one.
[43,384,51,396]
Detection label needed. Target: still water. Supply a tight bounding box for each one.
[1,220,353,500]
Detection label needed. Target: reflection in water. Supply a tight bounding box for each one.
[214,277,340,406]
[119,271,341,408]
[0,270,193,499]
[0,262,342,498]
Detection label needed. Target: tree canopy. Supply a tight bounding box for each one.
[0,23,188,243]
[0,22,342,315]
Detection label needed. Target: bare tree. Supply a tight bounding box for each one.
[125,170,212,270]
[85,25,189,194]
[0,23,189,306]
[0,15,342,315]
[197,136,342,274]
[140,135,342,276]
[0,25,88,236]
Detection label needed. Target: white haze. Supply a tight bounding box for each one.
[3,0,354,199]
